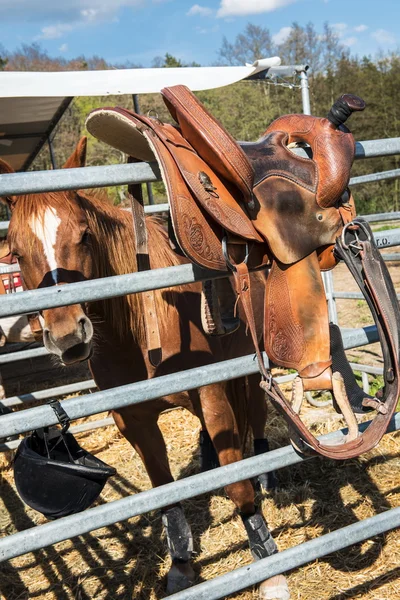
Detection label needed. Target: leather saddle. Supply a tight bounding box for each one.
[86,87,400,460]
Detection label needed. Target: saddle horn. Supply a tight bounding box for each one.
[326,94,366,128]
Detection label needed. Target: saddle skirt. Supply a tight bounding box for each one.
[86,87,400,461]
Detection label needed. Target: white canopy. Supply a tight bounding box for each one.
[0,57,281,98]
[0,57,281,170]
[0,97,72,171]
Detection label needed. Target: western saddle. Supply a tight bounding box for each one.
[86,87,400,460]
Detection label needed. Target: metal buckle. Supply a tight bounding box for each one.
[340,221,363,255]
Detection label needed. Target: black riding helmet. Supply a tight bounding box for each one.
[13,401,116,520]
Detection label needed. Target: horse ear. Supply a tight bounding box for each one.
[0,158,14,175]
[62,137,87,169]
[0,158,16,210]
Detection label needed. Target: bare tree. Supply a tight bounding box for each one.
[217,23,274,66]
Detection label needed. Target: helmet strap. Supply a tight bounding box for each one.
[48,399,71,434]
[33,401,73,461]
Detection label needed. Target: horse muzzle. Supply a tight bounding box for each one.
[43,312,93,365]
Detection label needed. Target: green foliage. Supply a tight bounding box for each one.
[373,224,400,232]
[164,53,183,68]
[152,53,201,68]
[3,25,400,214]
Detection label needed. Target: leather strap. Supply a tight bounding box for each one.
[261,219,400,459]
[128,169,162,367]
[231,261,269,380]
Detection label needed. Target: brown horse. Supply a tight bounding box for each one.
[0,139,289,599]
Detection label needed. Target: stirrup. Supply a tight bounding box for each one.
[288,373,359,454]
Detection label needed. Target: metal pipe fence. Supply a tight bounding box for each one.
[0,326,378,440]
[167,503,400,600]
[0,130,400,598]
[0,345,49,363]
[361,211,400,223]
[0,416,113,452]
[0,228,397,320]
[0,410,399,564]
[1,138,400,198]
[0,378,96,408]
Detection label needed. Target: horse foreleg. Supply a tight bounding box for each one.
[198,382,255,513]
[112,406,195,593]
[188,389,220,472]
[247,374,277,491]
[199,383,289,600]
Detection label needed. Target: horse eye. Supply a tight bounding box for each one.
[81,229,91,244]
[12,251,22,261]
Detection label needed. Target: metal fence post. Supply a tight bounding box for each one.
[300,68,311,116]
[300,67,338,324]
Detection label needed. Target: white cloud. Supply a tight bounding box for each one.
[342,36,357,47]
[1,0,144,21]
[80,8,100,20]
[371,29,396,45]
[187,4,213,16]
[23,0,161,41]
[59,43,68,52]
[272,26,293,45]
[37,23,75,40]
[354,24,368,33]
[1,0,159,39]
[332,22,348,34]
[217,0,296,18]
[195,25,219,34]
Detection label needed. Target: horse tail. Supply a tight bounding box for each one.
[227,376,250,453]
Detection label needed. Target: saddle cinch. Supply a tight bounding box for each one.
[86,88,400,460]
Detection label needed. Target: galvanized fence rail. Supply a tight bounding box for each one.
[0,227,397,320]
[0,410,399,566]
[0,325,377,440]
[0,134,400,598]
[1,137,400,199]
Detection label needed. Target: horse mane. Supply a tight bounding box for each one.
[10,189,184,346]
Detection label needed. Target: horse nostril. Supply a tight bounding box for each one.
[78,317,86,340]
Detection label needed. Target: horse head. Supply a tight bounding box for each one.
[0,138,95,364]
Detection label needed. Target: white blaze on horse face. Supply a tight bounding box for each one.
[29,207,62,284]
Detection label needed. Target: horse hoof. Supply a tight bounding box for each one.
[166,562,195,594]
[259,574,290,600]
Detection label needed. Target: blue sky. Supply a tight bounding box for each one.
[0,0,398,67]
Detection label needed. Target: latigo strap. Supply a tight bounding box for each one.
[127,162,162,367]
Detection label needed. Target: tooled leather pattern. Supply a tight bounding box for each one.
[265,265,305,368]
[161,86,254,198]
[182,169,260,240]
[181,209,224,268]
[265,114,355,209]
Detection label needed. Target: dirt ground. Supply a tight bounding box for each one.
[0,257,399,600]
